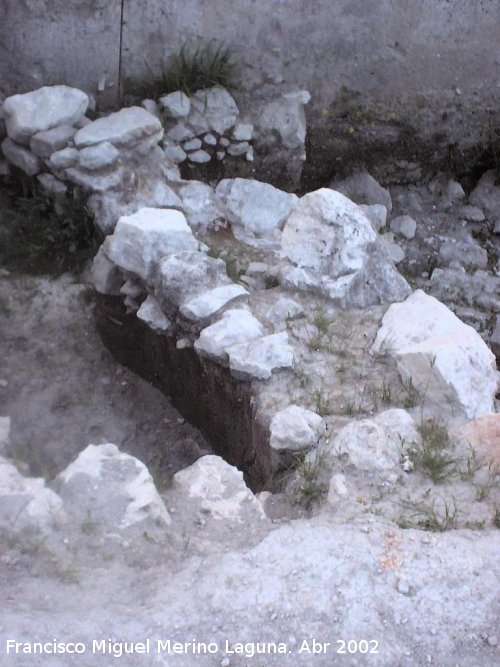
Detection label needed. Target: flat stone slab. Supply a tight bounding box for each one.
[228,331,294,380]
[179,284,249,322]
[79,141,120,170]
[29,125,76,157]
[74,107,163,148]
[3,85,88,145]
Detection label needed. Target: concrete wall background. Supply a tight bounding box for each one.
[2,0,500,182]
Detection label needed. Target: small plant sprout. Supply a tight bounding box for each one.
[411,418,458,484]
[313,390,331,417]
[402,376,419,409]
[294,448,329,511]
[313,310,331,335]
[398,497,458,532]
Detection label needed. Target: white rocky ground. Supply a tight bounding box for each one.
[0,86,499,667]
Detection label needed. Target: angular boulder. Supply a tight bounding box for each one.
[216,178,298,244]
[194,309,265,360]
[106,208,199,283]
[155,251,232,317]
[179,181,227,229]
[56,443,170,528]
[173,455,265,522]
[136,295,172,333]
[371,290,498,420]
[257,90,310,150]
[330,169,392,212]
[281,188,410,308]
[0,457,65,537]
[228,331,294,380]
[74,107,163,148]
[3,85,88,145]
[189,86,239,134]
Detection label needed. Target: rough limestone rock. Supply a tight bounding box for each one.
[0,457,65,537]
[228,331,294,379]
[64,165,123,193]
[1,137,41,175]
[359,204,387,232]
[438,238,488,270]
[56,443,170,528]
[330,408,418,472]
[190,86,239,134]
[390,214,417,240]
[173,455,265,522]
[188,149,211,163]
[469,169,500,220]
[159,91,191,118]
[136,295,172,333]
[179,181,227,229]
[0,416,10,454]
[270,405,326,452]
[281,188,411,307]
[106,208,199,283]
[180,284,249,322]
[74,107,163,148]
[490,317,500,360]
[194,309,264,360]
[88,240,123,295]
[371,290,498,419]
[257,90,310,149]
[164,144,186,164]
[3,85,88,145]
[78,141,120,170]
[233,122,254,141]
[452,414,500,466]
[331,169,393,212]
[265,297,305,327]
[155,251,231,317]
[29,125,75,157]
[48,146,79,169]
[216,178,298,244]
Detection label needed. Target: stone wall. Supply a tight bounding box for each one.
[2,1,500,182]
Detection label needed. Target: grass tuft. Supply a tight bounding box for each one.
[141,42,239,99]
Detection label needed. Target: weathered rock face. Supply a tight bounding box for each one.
[2,86,88,145]
[331,170,393,212]
[0,457,65,538]
[257,90,310,150]
[330,408,419,472]
[371,290,498,420]
[216,177,298,246]
[55,443,170,528]
[269,405,326,453]
[194,308,264,361]
[189,86,239,134]
[281,188,411,308]
[74,106,163,148]
[173,454,265,522]
[451,413,500,467]
[29,125,76,157]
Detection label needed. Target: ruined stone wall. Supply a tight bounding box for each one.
[2,0,500,181]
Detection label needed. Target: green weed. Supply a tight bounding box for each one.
[141,42,239,99]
